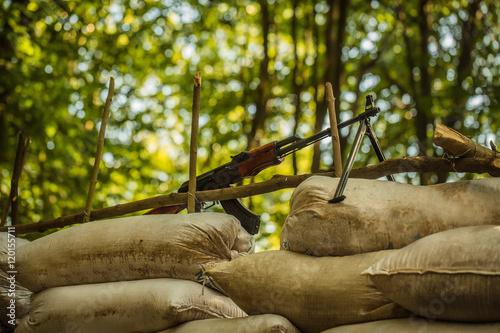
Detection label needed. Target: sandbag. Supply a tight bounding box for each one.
[204,250,410,333]
[363,225,500,322]
[321,318,500,332]
[281,176,500,256]
[0,232,30,254]
[159,314,302,333]
[16,278,247,333]
[0,213,254,293]
[0,233,32,330]
[0,270,31,329]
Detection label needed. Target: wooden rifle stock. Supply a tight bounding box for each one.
[144,142,283,218]
[144,205,184,215]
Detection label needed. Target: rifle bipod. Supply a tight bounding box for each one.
[329,95,395,203]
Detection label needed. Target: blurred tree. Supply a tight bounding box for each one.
[0,0,498,248]
[311,0,348,173]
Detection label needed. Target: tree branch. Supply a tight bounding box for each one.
[350,156,500,179]
[3,155,498,235]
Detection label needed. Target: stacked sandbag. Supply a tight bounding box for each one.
[0,268,31,330]
[15,278,247,333]
[0,213,254,293]
[0,233,32,331]
[321,318,500,332]
[159,314,301,333]
[204,250,410,333]
[362,225,500,322]
[0,232,29,252]
[256,176,500,332]
[7,213,253,332]
[280,176,500,256]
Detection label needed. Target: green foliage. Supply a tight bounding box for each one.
[1,0,499,249]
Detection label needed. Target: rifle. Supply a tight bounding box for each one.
[146,95,390,235]
[145,130,330,235]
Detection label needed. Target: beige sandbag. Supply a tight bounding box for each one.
[363,225,500,322]
[0,213,254,293]
[204,250,410,333]
[321,318,500,332]
[0,270,31,328]
[159,314,302,333]
[0,232,30,254]
[16,278,247,333]
[281,176,500,256]
[0,233,32,329]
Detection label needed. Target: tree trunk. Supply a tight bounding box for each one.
[398,0,432,185]
[247,0,271,150]
[415,0,432,185]
[451,0,480,124]
[311,0,349,173]
[438,0,480,183]
[291,0,302,175]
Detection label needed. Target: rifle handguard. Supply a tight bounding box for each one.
[238,142,283,178]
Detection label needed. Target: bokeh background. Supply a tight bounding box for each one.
[1,0,498,249]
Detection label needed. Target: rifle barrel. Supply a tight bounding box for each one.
[277,106,381,158]
[277,128,332,157]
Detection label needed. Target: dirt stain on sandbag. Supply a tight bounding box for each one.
[433,180,499,223]
[93,309,118,319]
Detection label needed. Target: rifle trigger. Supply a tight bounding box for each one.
[202,201,217,209]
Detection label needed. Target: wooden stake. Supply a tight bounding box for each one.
[188,72,201,213]
[1,132,30,226]
[325,82,343,176]
[83,77,114,222]
[12,137,31,226]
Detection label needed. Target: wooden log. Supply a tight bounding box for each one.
[433,122,500,171]
[3,154,499,235]
[433,122,499,160]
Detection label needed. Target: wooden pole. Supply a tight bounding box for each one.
[188,72,201,213]
[12,137,31,225]
[1,132,30,226]
[83,77,114,222]
[325,82,343,176]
